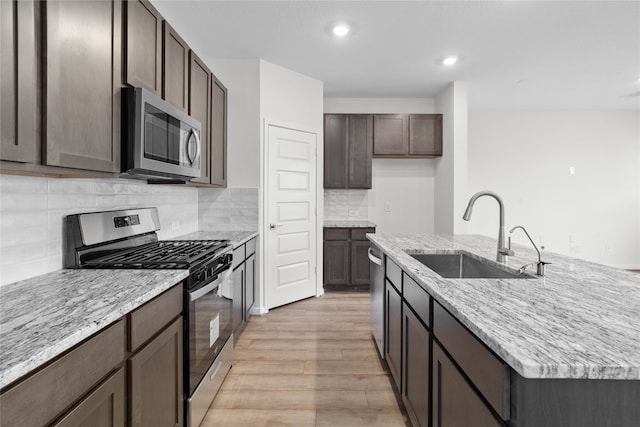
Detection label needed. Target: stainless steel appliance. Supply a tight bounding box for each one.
[122,86,201,182]
[368,245,384,358]
[65,207,233,427]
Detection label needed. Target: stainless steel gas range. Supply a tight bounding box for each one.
[65,207,233,427]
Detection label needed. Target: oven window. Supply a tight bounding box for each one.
[188,284,232,395]
[144,103,181,165]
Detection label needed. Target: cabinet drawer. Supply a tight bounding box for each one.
[433,302,509,420]
[403,273,430,328]
[0,320,125,427]
[246,237,256,256]
[129,285,182,352]
[233,244,245,269]
[324,228,349,241]
[386,257,402,291]
[350,227,375,240]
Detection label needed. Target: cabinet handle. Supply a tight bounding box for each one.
[368,248,382,265]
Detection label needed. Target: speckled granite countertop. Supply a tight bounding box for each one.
[368,234,640,380]
[0,269,188,389]
[173,230,258,248]
[324,220,376,228]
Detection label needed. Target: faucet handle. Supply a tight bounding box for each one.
[498,247,515,257]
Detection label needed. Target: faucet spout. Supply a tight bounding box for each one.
[462,191,511,263]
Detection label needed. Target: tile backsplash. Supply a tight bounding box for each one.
[324,189,369,220]
[0,174,258,286]
[199,188,258,231]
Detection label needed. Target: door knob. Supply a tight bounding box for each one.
[269,223,283,230]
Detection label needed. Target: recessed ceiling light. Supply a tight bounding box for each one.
[332,24,351,37]
[443,56,458,66]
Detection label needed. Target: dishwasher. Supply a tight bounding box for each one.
[368,244,384,358]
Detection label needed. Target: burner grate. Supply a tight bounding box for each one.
[83,240,230,269]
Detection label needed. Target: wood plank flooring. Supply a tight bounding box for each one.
[202,292,409,427]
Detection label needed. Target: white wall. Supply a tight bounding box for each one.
[324,97,436,234]
[468,111,640,268]
[434,82,469,235]
[206,59,261,188]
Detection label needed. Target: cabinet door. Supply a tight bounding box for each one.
[323,240,350,286]
[433,342,503,427]
[125,0,162,94]
[348,114,373,188]
[53,368,125,427]
[350,240,371,287]
[323,114,348,188]
[189,51,212,184]
[385,280,402,390]
[402,303,430,427]
[232,265,245,334]
[162,21,189,111]
[210,75,227,186]
[44,0,121,173]
[409,114,442,156]
[129,317,183,427]
[373,114,408,156]
[1,0,37,163]
[245,254,255,319]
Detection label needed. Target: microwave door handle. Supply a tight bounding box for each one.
[187,129,200,166]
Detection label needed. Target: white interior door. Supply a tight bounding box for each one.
[266,124,317,309]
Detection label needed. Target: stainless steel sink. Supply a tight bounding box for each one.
[409,252,530,279]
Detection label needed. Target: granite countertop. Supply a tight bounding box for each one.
[0,230,258,389]
[324,220,377,228]
[368,233,640,380]
[173,230,258,248]
[0,269,188,389]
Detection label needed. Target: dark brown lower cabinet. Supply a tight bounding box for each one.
[385,280,402,390]
[402,303,430,427]
[432,342,503,427]
[53,368,126,427]
[129,316,183,427]
[245,253,256,318]
[323,227,375,291]
[232,264,244,338]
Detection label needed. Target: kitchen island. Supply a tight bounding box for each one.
[369,233,640,427]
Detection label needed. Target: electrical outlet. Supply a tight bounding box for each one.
[385,202,391,212]
[348,210,359,217]
[569,166,576,175]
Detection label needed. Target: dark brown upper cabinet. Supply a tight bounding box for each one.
[125,0,163,95]
[409,114,442,156]
[373,114,408,156]
[373,113,443,158]
[1,0,38,164]
[210,74,227,187]
[189,51,212,185]
[324,114,373,189]
[44,0,121,173]
[162,21,189,112]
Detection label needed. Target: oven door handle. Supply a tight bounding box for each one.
[188,268,230,302]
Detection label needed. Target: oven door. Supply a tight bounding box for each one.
[185,268,233,396]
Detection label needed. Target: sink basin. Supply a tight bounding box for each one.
[409,252,529,279]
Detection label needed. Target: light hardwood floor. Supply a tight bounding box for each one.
[202,292,409,427]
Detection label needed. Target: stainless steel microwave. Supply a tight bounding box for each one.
[121,87,201,182]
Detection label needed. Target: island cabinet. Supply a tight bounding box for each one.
[402,274,431,427]
[0,284,183,427]
[324,114,373,189]
[231,237,258,343]
[323,227,376,291]
[385,258,403,390]
[373,114,442,158]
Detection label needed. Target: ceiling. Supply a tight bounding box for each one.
[152,1,640,110]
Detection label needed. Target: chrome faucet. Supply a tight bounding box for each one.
[509,225,551,276]
[462,191,513,263]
